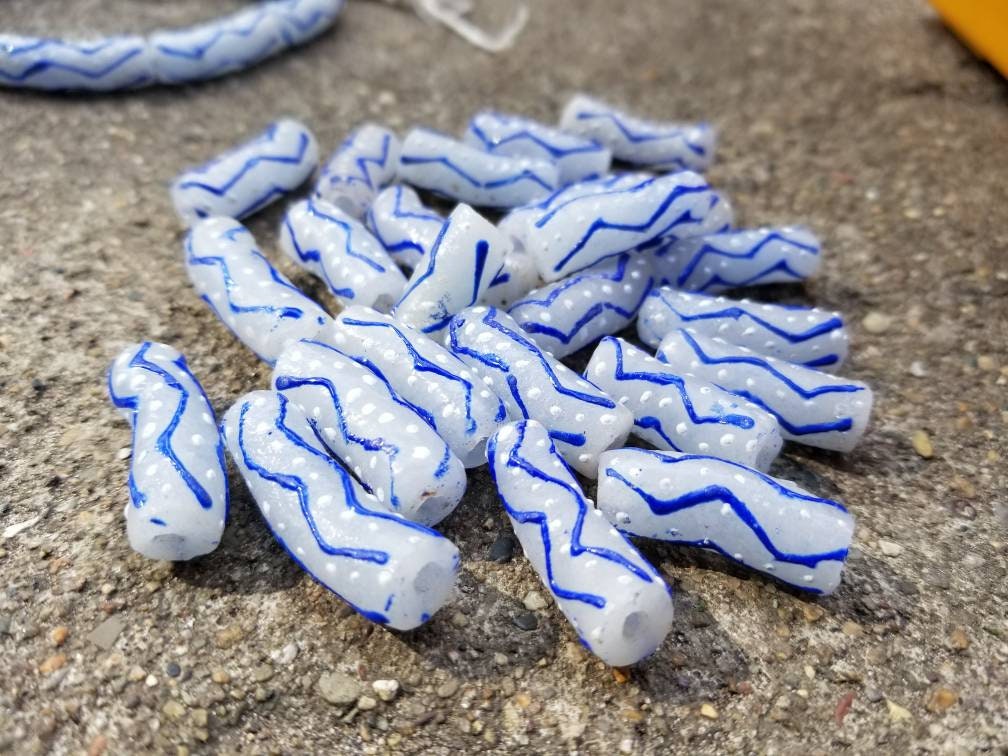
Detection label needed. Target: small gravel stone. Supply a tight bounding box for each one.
[879,540,904,557]
[948,627,970,651]
[862,311,892,334]
[699,703,718,719]
[357,695,378,711]
[886,699,912,722]
[911,430,934,458]
[841,620,864,637]
[909,360,927,377]
[436,679,460,699]
[39,654,66,675]
[522,590,547,611]
[252,664,274,683]
[493,653,508,666]
[211,669,230,685]
[190,709,208,728]
[214,624,244,649]
[801,604,825,623]
[512,612,538,631]
[926,687,958,713]
[49,626,69,647]
[165,662,181,678]
[162,700,185,720]
[318,671,362,707]
[977,354,998,371]
[866,688,884,703]
[271,643,299,666]
[488,535,516,563]
[87,615,126,650]
[372,679,399,702]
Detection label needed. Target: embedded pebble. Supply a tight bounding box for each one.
[357,695,378,711]
[512,612,539,631]
[318,672,362,707]
[437,679,460,699]
[911,430,934,458]
[488,535,517,563]
[372,679,400,702]
[879,540,904,557]
[862,311,892,334]
[522,590,548,612]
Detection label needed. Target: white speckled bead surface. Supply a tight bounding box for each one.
[222,390,459,630]
[481,248,542,309]
[171,119,318,227]
[638,288,849,370]
[328,306,507,468]
[279,197,406,312]
[587,337,782,471]
[508,253,654,358]
[651,226,821,293]
[514,171,731,282]
[496,172,654,246]
[656,329,873,452]
[185,217,332,365]
[488,420,675,666]
[559,93,716,172]
[314,123,401,218]
[0,34,153,91]
[597,447,855,594]
[272,339,466,525]
[464,110,612,185]
[394,204,509,335]
[107,342,228,561]
[397,128,558,208]
[447,306,632,477]
[365,185,445,270]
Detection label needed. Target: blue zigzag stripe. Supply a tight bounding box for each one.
[235,394,437,625]
[341,317,507,434]
[449,308,616,410]
[186,229,313,321]
[365,186,443,260]
[671,231,819,288]
[178,123,311,196]
[574,111,709,156]
[322,131,393,191]
[468,118,603,159]
[653,299,844,345]
[154,8,273,60]
[603,451,848,571]
[399,153,554,193]
[512,256,654,345]
[107,343,219,513]
[537,180,712,273]
[607,337,756,431]
[0,45,146,83]
[662,331,862,436]
[488,423,655,609]
[300,198,388,273]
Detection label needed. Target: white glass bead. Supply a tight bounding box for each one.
[314,123,401,218]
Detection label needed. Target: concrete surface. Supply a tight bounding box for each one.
[1,0,1006,753]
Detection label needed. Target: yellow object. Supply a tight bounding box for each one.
[929,0,1008,78]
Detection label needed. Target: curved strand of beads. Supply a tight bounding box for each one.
[314,123,401,218]
[651,226,821,293]
[508,253,654,359]
[365,185,445,270]
[397,128,558,208]
[597,447,854,594]
[171,119,318,227]
[279,197,406,312]
[272,339,466,525]
[586,337,782,471]
[464,110,612,185]
[328,305,507,468]
[185,217,332,364]
[0,1,344,92]
[447,306,632,477]
[107,341,228,561]
[488,420,675,666]
[481,248,541,309]
[514,171,731,282]
[656,329,873,452]
[222,390,459,630]
[393,204,509,335]
[559,93,715,172]
[638,288,849,370]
